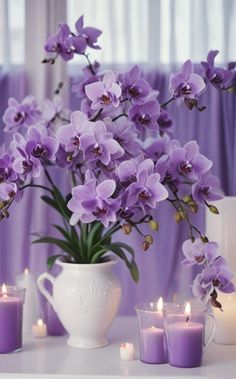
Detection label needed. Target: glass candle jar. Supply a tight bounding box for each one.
[135,299,177,364]
[0,285,25,353]
[164,301,216,368]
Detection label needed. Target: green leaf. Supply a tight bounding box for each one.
[130,259,139,282]
[113,241,135,258]
[41,195,60,213]
[51,187,71,220]
[47,255,63,269]
[87,222,104,252]
[101,243,139,282]
[90,246,109,263]
[33,236,77,259]
[53,224,71,241]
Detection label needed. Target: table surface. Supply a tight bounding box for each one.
[0,316,235,379]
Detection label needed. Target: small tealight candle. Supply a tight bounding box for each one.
[120,342,135,361]
[32,318,47,338]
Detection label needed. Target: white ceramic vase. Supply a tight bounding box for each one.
[205,196,236,344]
[37,258,121,349]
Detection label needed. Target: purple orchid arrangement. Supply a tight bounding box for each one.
[0,17,235,309]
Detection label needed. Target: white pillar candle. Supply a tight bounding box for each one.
[120,342,135,360]
[32,318,47,338]
[16,268,40,334]
[213,293,236,344]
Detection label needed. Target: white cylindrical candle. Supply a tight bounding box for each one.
[120,342,134,361]
[205,197,236,285]
[16,268,40,334]
[32,318,47,338]
[213,293,236,344]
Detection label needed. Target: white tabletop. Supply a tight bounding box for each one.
[0,316,235,379]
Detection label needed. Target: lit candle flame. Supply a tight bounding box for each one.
[184,302,191,315]
[37,319,44,326]
[157,297,163,312]
[2,283,7,298]
[24,268,29,275]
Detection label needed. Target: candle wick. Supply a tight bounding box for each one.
[186,316,189,323]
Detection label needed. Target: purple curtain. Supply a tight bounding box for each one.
[0,68,236,315]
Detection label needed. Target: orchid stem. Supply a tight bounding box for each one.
[112,113,128,121]
[160,97,175,108]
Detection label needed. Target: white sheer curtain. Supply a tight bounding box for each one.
[67,0,236,65]
[25,0,67,102]
[0,0,25,69]
[1,0,236,73]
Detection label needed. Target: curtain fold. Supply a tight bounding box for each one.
[25,0,68,103]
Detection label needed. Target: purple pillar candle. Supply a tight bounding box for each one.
[0,285,25,353]
[140,326,167,364]
[167,321,204,368]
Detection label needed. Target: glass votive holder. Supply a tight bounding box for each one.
[164,300,216,368]
[135,301,178,364]
[0,285,25,353]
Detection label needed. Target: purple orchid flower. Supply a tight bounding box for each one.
[142,135,170,162]
[182,239,219,266]
[56,111,92,158]
[26,126,59,161]
[45,23,74,61]
[121,65,153,103]
[117,156,144,183]
[168,141,212,181]
[3,96,42,133]
[201,50,236,90]
[0,181,17,201]
[169,60,206,99]
[68,178,120,227]
[79,120,124,165]
[105,117,141,159]
[157,109,174,135]
[72,62,100,98]
[74,16,102,50]
[202,256,235,294]
[0,152,17,183]
[85,71,122,110]
[128,99,160,132]
[192,273,213,302]
[192,170,224,205]
[127,159,168,210]
[10,133,42,178]
[42,96,63,126]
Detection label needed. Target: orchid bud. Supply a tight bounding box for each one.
[2,210,9,218]
[183,195,191,203]
[145,235,153,245]
[209,205,219,214]
[149,220,159,231]
[189,203,198,213]
[142,241,150,251]
[200,235,209,243]
[174,212,183,223]
[122,223,132,235]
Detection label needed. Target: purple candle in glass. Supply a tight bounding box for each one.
[0,284,25,353]
[135,298,168,364]
[165,301,216,368]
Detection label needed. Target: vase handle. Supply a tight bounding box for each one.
[37,272,56,311]
[203,313,216,352]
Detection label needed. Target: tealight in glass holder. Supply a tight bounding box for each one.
[135,299,177,364]
[0,285,25,353]
[164,300,216,368]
